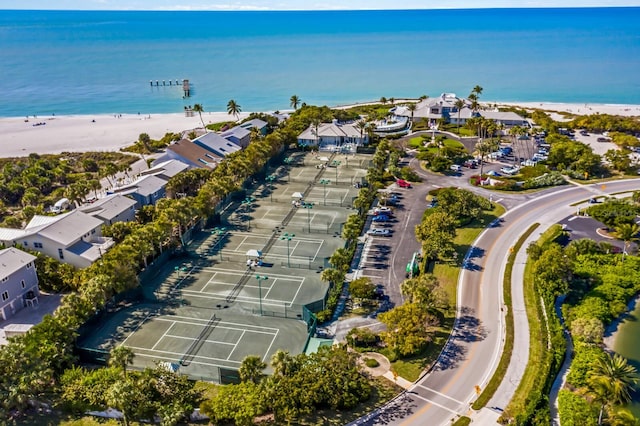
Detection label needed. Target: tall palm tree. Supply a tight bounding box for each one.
[614,223,640,255]
[227,99,241,121]
[454,98,466,133]
[472,85,484,99]
[407,103,417,123]
[109,345,135,378]
[271,350,295,377]
[290,95,301,110]
[192,103,206,129]
[239,355,266,383]
[588,352,639,425]
[379,96,387,105]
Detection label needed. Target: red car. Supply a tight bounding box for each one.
[396,179,411,188]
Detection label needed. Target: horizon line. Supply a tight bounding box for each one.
[2,5,640,12]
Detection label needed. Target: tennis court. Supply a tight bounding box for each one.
[79,304,309,382]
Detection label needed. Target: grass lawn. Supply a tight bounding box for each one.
[387,203,506,382]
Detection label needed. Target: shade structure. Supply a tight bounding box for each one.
[246,249,262,258]
[291,192,304,198]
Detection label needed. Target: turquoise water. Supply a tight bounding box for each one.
[0,8,639,117]
[612,301,640,414]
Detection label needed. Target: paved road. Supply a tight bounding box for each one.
[352,178,640,426]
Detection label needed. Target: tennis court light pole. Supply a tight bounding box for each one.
[256,275,268,315]
[266,175,276,203]
[280,233,295,267]
[319,179,330,206]
[332,160,341,183]
[303,203,314,233]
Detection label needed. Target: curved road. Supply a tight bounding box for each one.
[353,178,640,425]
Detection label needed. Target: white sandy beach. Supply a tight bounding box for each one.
[0,101,639,158]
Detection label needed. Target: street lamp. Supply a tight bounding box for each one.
[266,174,276,202]
[255,275,268,315]
[280,233,295,267]
[331,160,341,183]
[302,202,314,232]
[319,179,330,205]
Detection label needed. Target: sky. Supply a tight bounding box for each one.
[1,0,639,10]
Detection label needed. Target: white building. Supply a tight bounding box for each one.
[297,120,368,153]
[0,248,39,321]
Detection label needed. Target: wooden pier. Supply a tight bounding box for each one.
[148,78,191,97]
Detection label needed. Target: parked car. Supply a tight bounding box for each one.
[366,228,391,236]
[374,206,392,214]
[396,179,411,188]
[372,215,390,222]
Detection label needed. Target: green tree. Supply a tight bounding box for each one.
[108,345,135,378]
[192,103,205,129]
[290,95,301,110]
[614,222,640,255]
[379,302,439,356]
[401,273,447,312]
[588,352,639,425]
[271,350,296,377]
[349,277,375,300]
[454,98,466,132]
[239,355,266,384]
[227,99,242,121]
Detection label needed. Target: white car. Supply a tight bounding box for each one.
[450,164,463,172]
[500,166,520,175]
[367,228,391,236]
[374,206,392,213]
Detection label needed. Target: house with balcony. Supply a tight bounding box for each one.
[0,248,39,321]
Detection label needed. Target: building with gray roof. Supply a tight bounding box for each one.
[193,132,242,157]
[79,194,137,225]
[0,248,39,321]
[109,174,167,208]
[297,119,368,153]
[140,159,190,181]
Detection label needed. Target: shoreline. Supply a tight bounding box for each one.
[1,100,639,158]
[603,293,640,352]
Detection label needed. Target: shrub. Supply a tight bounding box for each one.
[364,358,380,368]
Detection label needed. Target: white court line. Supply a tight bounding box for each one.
[156,315,279,333]
[122,312,154,345]
[180,289,293,307]
[289,277,306,305]
[151,321,175,351]
[165,334,236,346]
[199,267,306,280]
[262,329,280,362]
[414,384,464,404]
[134,351,242,366]
[226,330,245,360]
[127,345,242,364]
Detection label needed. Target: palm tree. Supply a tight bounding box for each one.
[588,352,639,425]
[454,98,466,133]
[614,223,640,255]
[290,95,301,110]
[192,103,206,129]
[407,103,417,123]
[109,345,135,378]
[379,96,387,105]
[472,85,483,99]
[227,99,241,121]
[271,350,295,377]
[239,355,266,383]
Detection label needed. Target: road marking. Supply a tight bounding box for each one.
[568,216,578,221]
[405,392,459,414]
[414,384,464,404]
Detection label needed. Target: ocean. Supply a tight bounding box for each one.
[0,7,639,117]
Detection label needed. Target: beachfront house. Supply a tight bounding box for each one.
[109,174,167,208]
[193,132,242,157]
[0,248,39,321]
[0,211,114,269]
[220,126,251,148]
[240,118,269,136]
[393,93,528,128]
[78,194,137,226]
[157,139,222,170]
[297,119,368,153]
[139,159,190,181]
